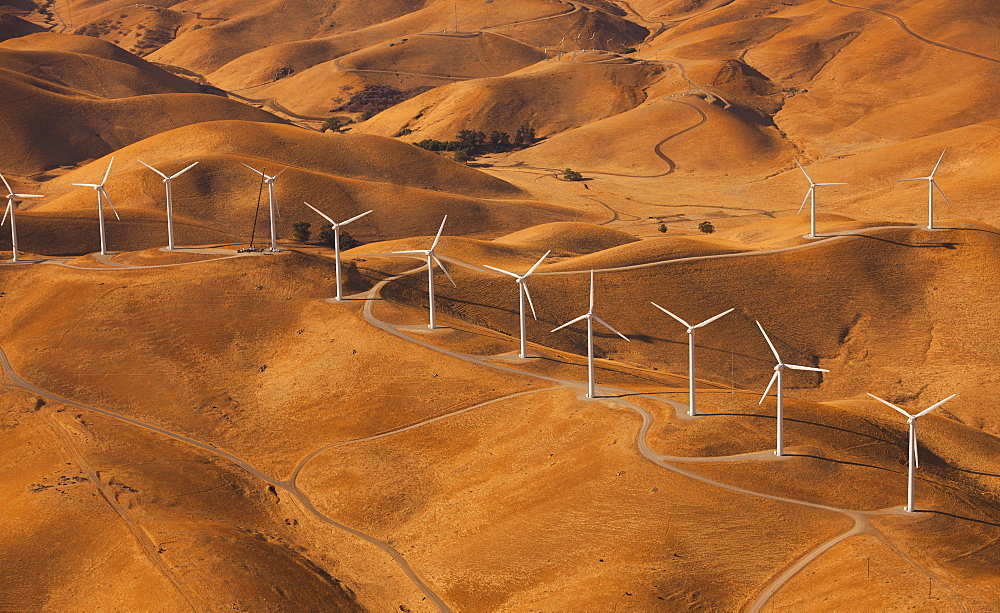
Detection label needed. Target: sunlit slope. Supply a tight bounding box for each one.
[374,219,1000,432]
[238,31,545,118]
[6,120,583,254]
[359,53,663,140]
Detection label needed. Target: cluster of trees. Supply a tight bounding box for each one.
[332,84,432,120]
[413,125,538,162]
[292,222,362,249]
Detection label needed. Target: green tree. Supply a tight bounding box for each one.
[563,168,584,181]
[658,223,668,233]
[488,130,511,152]
[340,230,362,250]
[454,148,473,163]
[318,224,337,247]
[456,129,486,149]
[513,124,536,146]
[292,221,312,242]
[321,117,343,133]
[698,221,715,234]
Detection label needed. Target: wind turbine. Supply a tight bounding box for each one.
[651,304,734,417]
[72,157,120,256]
[241,163,288,252]
[138,159,198,250]
[483,250,551,359]
[1,172,43,263]
[303,202,373,301]
[867,392,955,512]
[899,149,951,230]
[756,321,829,456]
[551,270,630,398]
[392,216,455,329]
[795,158,847,238]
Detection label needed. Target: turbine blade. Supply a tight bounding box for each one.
[898,177,929,182]
[912,429,920,469]
[391,250,428,256]
[430,215,448,250]
[0,171,11,195]
[694,307,735,329]
[915,394,956,418]
[794,158,814,184]
[816,182,848,186]
[589,270,595,313]
[797,188,811,215]
[523,282,538,320]
[72,183,101,188]
[341,209,373,226]
[551,313,589,333]
[524,250,551,277]
[1,201,10,226]
[785,364,830,373]
[756,321,782,363]
[137,159,168,179]
[101,156,115,185]
[866,392,913,418]
[482,264,519,278]
[759,371,778,405]
[933,181,953,207]
[650,302,690,328]
[101,188,121,220]
[931,149,947,177]
[433,254,457,287]
[240,162,266,177]
[13,194,43,199]
[169,161,199,179]
[273,166,290,179]
[303,201,337,226]
[593,315,630,342]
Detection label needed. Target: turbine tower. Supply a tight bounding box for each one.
[551,271,630,398]
[899,149,951,230]
[392,216,455,329]
[483,250,551,359]
[1,172,43,263]
[72,157,120,256]
[795,158,847,238]
[756,321,829,456]
[303,202,373,301]
[241,163,288,252]
[138,160,198,250]
[867,393,955,512]
[651,304,734,417]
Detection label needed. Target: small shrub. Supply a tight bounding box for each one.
[396,127,413,137]
[563,168,584,181]
[192,24,203,30]
[621,47,637,54]
[454,149,473,163]
[292,221,311,243]
[698,221,715,234]
[359,110,375,121]
[658,223,668,233]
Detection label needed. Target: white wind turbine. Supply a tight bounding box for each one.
[552,270,630,398]
[72,156,120,256]
[392,216,455,329]
[867,392,955,512]
[899,149,951,230]
[241,163,288,252]
[756,321,829,456]
[1,172,43,263]
[483,250,551,359]
[303,202,373,301]
[651,304,734,417]
[795,158,847,238]
[138,159,198,250]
